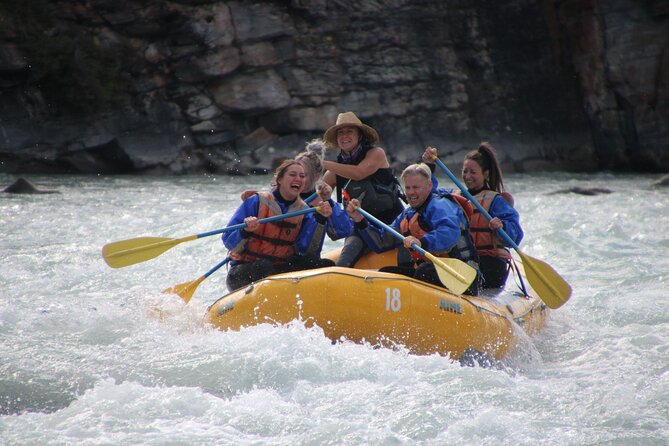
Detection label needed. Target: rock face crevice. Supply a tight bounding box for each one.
[0,0,666,175]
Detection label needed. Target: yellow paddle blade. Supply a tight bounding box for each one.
[102,236,195,268]
[162,275,205,304]
[425,253,478,295]
[518,251,572,309]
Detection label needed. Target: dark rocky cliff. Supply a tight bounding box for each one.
[0,0,667,175]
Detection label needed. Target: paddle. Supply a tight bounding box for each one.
[354,206,478,295]
[304,191,318,204]
[162,256,230,303]
[102,206,319,269]
[433,156,572,308]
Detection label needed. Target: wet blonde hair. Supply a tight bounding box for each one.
[400,163,432,183]
[295,139,326,186]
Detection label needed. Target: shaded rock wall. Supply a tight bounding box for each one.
[0,0,666,175]
[555,0,669,171]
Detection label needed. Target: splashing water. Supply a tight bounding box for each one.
[1,172,667,445]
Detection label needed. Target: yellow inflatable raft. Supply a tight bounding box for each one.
[204,249,548,361]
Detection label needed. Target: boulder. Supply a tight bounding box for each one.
[3,178,58,194]
[547,186,613,196]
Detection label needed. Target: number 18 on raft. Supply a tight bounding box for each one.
[385,288,401,312]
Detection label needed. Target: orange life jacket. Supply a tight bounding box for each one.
[231,192,308,264]
[400,212,447,262]
[468,190,512,259]
[446,192,474,222]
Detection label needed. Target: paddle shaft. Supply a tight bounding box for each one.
[355,207,468,284]
[196,205,318,239]
[103,206,319,264]
[434,158,519,250]
[163,256,231,303]
[304,191,318,204]
[203,256,231,278]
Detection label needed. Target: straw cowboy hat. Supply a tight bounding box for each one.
[323,112,379,148]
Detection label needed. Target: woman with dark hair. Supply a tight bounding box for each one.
[321,112,404,267]
[222,159,335,291]
[423,143,523,288]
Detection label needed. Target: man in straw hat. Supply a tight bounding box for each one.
[321,111,405,267]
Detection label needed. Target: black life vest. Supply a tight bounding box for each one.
[335,144,404,222]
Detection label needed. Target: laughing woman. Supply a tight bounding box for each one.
[222,159,335,291]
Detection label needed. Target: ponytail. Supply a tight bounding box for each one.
[464,142,505,193]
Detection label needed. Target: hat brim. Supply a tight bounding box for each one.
[323,123,379,148]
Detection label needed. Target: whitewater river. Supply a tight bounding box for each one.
[1,171,667,445]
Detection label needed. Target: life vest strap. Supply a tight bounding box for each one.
[248,233,294,246]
